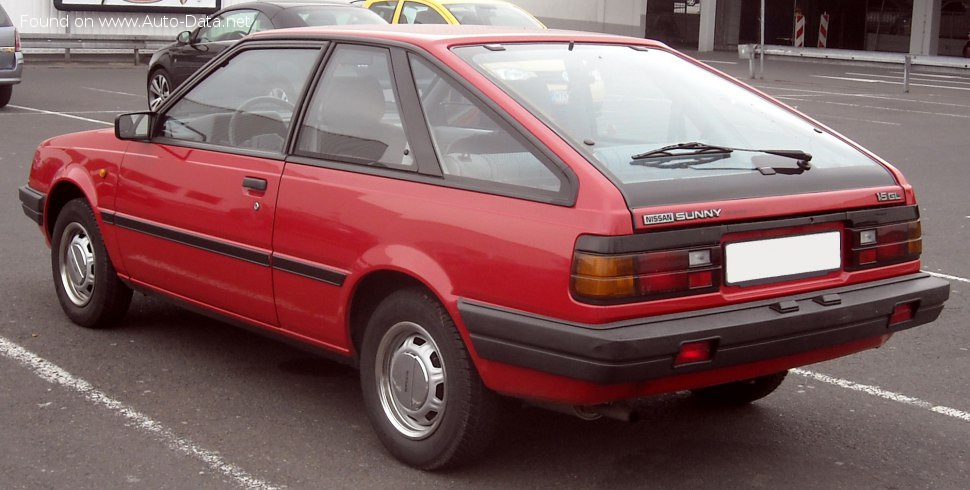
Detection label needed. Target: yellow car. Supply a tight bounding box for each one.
[363,0,544,28]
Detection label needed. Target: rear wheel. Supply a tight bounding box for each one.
[51,199,132,328]
[0,85,12,108]
[690,370,789,405]
[360,288,500,470]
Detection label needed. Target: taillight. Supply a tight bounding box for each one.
[847,220,921,269]
[14,29,20,52]
[571,247,721,303]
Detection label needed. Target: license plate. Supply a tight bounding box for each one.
[725,231,841,285]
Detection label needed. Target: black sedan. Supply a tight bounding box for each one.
[147,1,386,109]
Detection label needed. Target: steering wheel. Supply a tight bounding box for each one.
[227,95,295,148]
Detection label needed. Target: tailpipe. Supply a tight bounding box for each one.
[529,401,639,423]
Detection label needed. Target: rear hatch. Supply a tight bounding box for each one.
[455,42,918,306]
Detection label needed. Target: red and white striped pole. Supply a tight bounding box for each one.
[818,11,830,48]
[794,11,805,47]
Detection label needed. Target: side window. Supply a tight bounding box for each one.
[409,57,563,193]
[295,45,413,169]
[160,48,319,153]
[368,1,399,23]
[198,10,258,43]
[401,2,448,24]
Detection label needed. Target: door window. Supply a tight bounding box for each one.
[368,1,399,23]
[401,2,448,24]
[159,48,320,153]
[198,10,258,43]
[295,45,413,169]
[409,57,562,193]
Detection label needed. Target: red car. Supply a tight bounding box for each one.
[19,26,949,469]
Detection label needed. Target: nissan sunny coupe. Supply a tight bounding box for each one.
[20,26,949,469]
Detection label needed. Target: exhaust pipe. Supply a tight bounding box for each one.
[529,401,639,423]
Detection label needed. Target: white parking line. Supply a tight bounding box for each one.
[844,72,970,86]
[752,85,970,110]
[924,270,970,284]
[811,75,970,92]
[0,336,284,490]
[8,105,112,126]
[84,87,143,98]
[793,369,970,423]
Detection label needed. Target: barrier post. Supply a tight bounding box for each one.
[904,55,912,93]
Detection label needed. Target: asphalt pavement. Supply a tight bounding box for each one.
[0,55,967,489]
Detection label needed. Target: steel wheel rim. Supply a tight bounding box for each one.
[58,222,96,307]
[149,73,170,110]
[375,321,446,440]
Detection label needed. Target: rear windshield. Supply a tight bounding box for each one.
[455,44,895,206]
[290,6,387,26]
[0,5,12,27]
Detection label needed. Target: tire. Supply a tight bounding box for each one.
[691,370,789,405]
[147,68,172,111]
[51,199,132,328]
[360,288,500,470]
[0,85,12,108]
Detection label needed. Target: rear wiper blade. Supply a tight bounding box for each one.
[631,142,813,173]
[631,142,734,160]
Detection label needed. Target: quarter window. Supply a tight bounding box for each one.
[409,57,562,193]
[295,45,413,169]
[159,48,319,153]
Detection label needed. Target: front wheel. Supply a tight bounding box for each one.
[690,370,789,405]
[51,199,132,328]
[359,288,500,470]
[147,68,172,110]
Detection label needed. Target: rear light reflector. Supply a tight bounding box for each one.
[889,301,917,326]
[848,221,921,270]
[571,247,721,303]
[674,340,716,366]
[14,29,20,52]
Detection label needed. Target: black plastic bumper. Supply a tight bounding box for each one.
[18,186,45,226]
[460,273,950,384]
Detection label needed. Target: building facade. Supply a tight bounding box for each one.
[4,0,968,57]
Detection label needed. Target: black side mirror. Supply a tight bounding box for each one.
[115,112,155,141]
[176,30,192,45]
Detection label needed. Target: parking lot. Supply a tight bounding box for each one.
[1,54,968,489]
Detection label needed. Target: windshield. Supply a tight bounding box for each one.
[444,3,542,28]
[454,43,892,204]
[292,6,387,26]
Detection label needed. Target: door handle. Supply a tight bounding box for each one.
[242,177,267,192]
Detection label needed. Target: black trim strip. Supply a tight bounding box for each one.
[273,256,346,287]
[18,186,45,226]
[100,211,116,225]
[114,215,271,267]
[576,206,920,254]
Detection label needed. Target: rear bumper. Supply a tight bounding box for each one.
[460,273,949,385]
[0,52,23,84]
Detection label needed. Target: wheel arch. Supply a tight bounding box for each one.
[347,269,432,359]
[45,180,89,240]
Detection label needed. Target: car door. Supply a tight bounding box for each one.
[171,9,261,85]
[115,44,323,327]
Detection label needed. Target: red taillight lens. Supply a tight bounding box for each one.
[848,221,921,269]
[14,29,21,52]
[571,247,721,303]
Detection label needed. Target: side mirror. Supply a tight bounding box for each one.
[176,30,192,45]
[115,112,155,141]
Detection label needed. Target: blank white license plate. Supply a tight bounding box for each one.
[725,231,841,285]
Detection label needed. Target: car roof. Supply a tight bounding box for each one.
[249,24,661,49]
